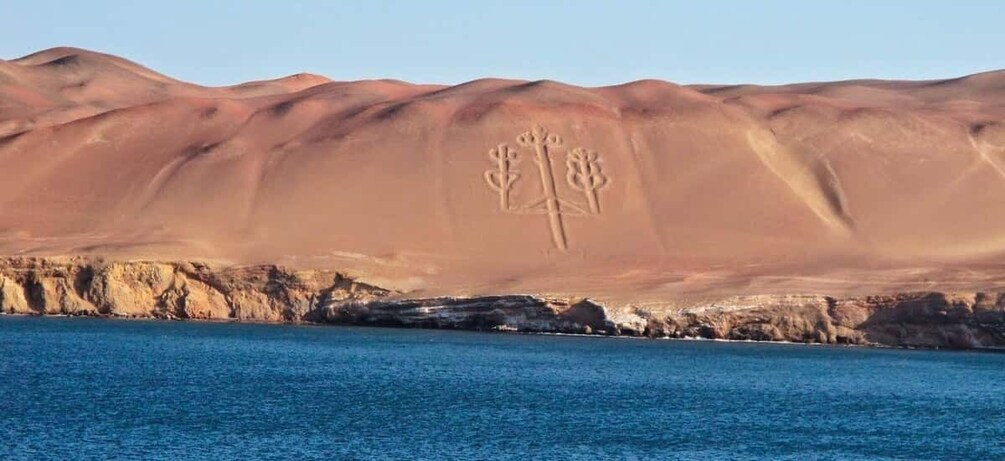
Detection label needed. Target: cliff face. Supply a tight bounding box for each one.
[0,257,389,322]
[2,258,1002,349]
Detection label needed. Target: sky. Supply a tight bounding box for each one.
[1,0,1002,87]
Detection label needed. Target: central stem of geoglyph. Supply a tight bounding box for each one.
[521,127,568,250]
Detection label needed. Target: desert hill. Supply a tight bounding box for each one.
[1,47,1004,306]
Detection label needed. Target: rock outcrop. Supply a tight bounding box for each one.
[1,257,1003,349]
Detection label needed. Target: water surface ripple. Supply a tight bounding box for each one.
[1,316,1002,460]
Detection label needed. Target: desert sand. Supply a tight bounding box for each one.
[1,47,1004,320]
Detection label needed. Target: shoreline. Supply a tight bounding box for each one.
[2,257,1004,350]
[4,309,1004,353]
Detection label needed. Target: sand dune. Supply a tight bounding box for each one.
[1,47,1004,304]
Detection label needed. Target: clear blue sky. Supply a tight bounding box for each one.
[1,0,1002,86]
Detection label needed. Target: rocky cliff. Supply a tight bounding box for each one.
[2,257,1002,349]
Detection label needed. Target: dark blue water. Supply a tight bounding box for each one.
[1,316,1002,460]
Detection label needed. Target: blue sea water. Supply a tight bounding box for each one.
[0,316,1002,460]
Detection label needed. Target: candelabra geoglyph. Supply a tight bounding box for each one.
[484,125,609,250]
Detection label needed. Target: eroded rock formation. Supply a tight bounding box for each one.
[2,257,1002,349]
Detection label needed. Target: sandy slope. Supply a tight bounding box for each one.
[1,47,1004,305]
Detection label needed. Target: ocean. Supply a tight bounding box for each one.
[1,316,1002,460]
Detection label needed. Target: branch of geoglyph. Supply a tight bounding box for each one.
[565,147,607,214]
[484,143,519,211]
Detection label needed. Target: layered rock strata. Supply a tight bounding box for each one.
[2,258,1002,349]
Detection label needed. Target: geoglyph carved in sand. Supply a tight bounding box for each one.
[484,125,609,250]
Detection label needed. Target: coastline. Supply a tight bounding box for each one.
[2,256,1003,350]
[4,312,1005,354]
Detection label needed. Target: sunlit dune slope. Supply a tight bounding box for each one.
[2,47,1004,300]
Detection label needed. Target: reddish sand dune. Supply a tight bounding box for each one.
[1,47,1004,304]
